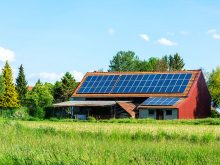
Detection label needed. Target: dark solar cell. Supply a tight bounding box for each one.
[142,75,149,80]
[142,97,181,106]
[185,74,192,79]
[137,75,144,80]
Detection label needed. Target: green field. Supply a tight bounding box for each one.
[0,119,220,164]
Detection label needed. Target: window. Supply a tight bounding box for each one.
[148,110,155,115]
[166,110,172,116]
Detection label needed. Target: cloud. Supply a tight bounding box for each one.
[213,33,220,40]
[157,38,177,46]
[28,70,84,85]
[108,28,115,35]
[71,70,84,82]
[207,29,220,40]
[207,29,217,34]
[139,34,150,42]
[0,47,16,62]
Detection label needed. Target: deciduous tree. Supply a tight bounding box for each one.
[109,51,140,72]
[208,67,220,108]
[26,82,53,118]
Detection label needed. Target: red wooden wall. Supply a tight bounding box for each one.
[177,71,211,119]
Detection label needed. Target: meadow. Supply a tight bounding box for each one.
[0,118,220,164]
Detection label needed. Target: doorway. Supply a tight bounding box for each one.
[156,110,164,120]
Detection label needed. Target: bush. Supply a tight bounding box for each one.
[12,107,29,120]
[28,107,45,119]
[211,108,220,118]
[87,116,96,121]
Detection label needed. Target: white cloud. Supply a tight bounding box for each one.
[28,70,84,84]
[207,29,217,34]
[0,47,15,62]
[157,38,177,46]
[108,28,115,35]
[207,29,220,40]
[139,34,150,42]
[213,33,220,40]
[70,70,84,82]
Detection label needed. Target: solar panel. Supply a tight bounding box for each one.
[112,73,192,94]
[77,75,120,94]
[77,73,192,94]
[142,97,181,106]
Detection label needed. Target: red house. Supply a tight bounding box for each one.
[54,70,211,120]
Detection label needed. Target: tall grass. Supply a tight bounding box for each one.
[46,117,220,125]
[0,120,220,164]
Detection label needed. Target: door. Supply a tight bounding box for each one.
[156,110,164,120]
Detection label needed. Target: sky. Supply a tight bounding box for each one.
[0,0,220,85]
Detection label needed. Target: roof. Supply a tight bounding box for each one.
[53,101,130,107]
[72,70,201,98]
[27,86,33,91]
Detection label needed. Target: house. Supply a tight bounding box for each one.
[53,70,211,120]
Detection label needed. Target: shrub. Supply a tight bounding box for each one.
[12,107,29,120]
[87,116,96,121]
[211,108,220,118]
[28,107,45,119]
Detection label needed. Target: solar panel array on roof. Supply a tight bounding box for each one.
[142,97,180,106]
[77,75,119,94]
[77,73,192,94]
[112,74,192,94]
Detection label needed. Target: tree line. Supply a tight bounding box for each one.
[0,62,78,118]
[0,50,219,118]
[109,51,185,72]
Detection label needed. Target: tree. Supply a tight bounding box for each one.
[109,51,140,72]
[0,61,19,109]
[156,56,169,71]
[60,72,77,101]
[53,81,62,103]
[26,82,53,118]
[0,75,4,97]
[168,53,185,71]
[208,67,220,108]
[53,72,78,102]
[16,64,28,105]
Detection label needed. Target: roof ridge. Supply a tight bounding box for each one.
[88,70,201,75]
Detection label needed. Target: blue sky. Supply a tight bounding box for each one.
[0,0,219,85]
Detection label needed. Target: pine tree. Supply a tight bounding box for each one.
[168,53,185,71]
[1,61,20,109]
[0,75,4,97]
[16,65,28,105]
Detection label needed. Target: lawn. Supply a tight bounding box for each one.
[0,119,220,164]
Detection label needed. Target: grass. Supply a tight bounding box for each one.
[0,119,220,164]
[46,117,220,125]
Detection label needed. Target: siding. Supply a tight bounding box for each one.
[139,109,178,120]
